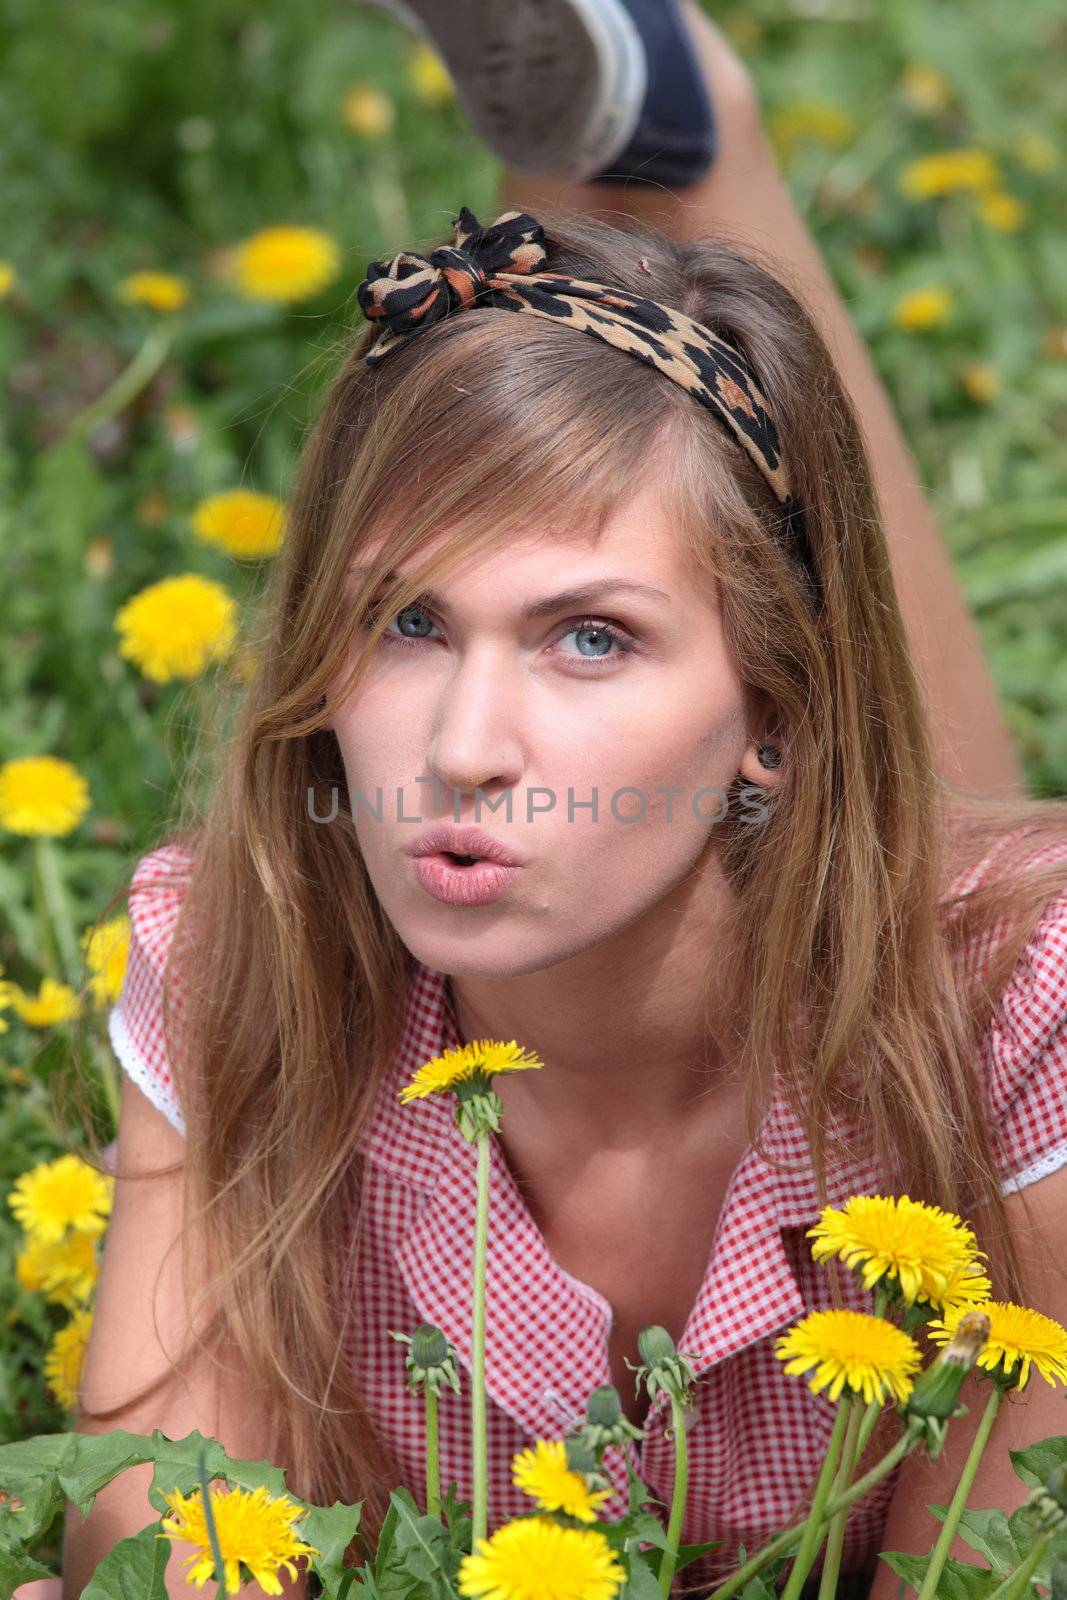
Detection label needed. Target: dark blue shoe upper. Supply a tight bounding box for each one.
[587,0,718,187]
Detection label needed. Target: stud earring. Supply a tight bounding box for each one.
[756,744,781,769]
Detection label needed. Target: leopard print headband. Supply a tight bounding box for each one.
[356,205,815,586]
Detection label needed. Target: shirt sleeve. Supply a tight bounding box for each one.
[106,844,193,1137]
[982,881,1067,1196]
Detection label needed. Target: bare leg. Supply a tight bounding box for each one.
[498,1,1023,796]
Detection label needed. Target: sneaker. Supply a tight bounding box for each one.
[358,0,717,187]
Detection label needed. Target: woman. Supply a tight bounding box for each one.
[57,5,1067,1598]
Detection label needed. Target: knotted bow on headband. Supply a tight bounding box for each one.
[356,205,815,585]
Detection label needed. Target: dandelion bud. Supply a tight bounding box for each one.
[905,1311,989,1421]
[410,1324,449,1370]
[586,1385,624,1428]
[564,1437,599,1477]
[638,1326,677,1367]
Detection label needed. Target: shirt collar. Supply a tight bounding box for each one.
[358,960,881,1439]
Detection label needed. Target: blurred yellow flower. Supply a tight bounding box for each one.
[9,1154,114,1244]
[8,978,80,1028]
[83,536,114,580]
[892,285,954,332]
[511,1439,612,1523]
[1016,132,1057,173]
[115,573,238,682]
[191,488,287,559]
[899,63,951,114]
[8,1066,27,1084]
[974,189,1026,232]
[17,1229,99,1309]
[960,362,1002,404]
[116,270,190,313]
[342,82,396,139]
[0,261,16,298]
[0,755,91,837]
[44,1306,94,1411]
[769,101,855,165]
[82,915,131,1007]
[899,148,999,199]
[158,1482,321,1593]
[229,225,341,303]
[407,41,453,106]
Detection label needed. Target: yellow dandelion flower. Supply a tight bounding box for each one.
[0,755,91,837]
[407,41,453,107]
[892,285,954,332]
[458,1515,626,1600]
[0,261,16,297]
[43,1306,94,1410]
[7,978,80,1028]
[16,1229,99,1309]
[342,82,396,139]
[157,1482,321,1594]
[8,1066,27,1083]
[960,362,1002,405]
[1016,133,1057,173]
[937,1257,994,1309]
[82,914,131,1007]
[190,488,287,559]
[899,63,951,114]
[115,573,238,682]
[927,1301,1067,1392]
[116,270,190,313]
[511,1440,613,1524]
[400,1038,544,1104]
[775,1308,922,1405]
[229,225,341,304]
[8,1153,115,1244]
[898,148,1000,199]
[974,189,1026,232]
[807,1194,985,1308]
[769,101,855,165]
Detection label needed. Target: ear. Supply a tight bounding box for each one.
[739,695,787,789]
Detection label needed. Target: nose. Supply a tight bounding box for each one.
[425,648,524,798]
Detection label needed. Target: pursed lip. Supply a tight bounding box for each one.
[406,824,527,868]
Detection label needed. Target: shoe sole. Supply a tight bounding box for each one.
[357,0,648,182]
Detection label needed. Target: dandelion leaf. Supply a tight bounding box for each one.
[1009,1432,1067,1490]
[878,1549,1003,1598]
[0,1546,54,1600]
[298,1499,365,1599]
[80,1521,171,1599]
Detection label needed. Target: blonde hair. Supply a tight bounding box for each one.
[68,208,1067,1564]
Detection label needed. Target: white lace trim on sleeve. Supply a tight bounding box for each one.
[107,1004,186,1137]
[999,1139,1067,1196]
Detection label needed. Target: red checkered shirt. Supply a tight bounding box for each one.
[109,829,1067,1587]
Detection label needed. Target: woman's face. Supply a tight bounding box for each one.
[328,479,781,979]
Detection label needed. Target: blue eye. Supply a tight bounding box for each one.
[364,603,636,671]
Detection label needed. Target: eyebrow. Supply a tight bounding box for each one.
[348,568,670,620]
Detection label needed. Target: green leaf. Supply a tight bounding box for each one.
[620,1548,663,1600]
[950,1505,1025,1573]
[739,1579,779,1600]
[0,1546,54,1600]
[81,1521,172,1598]
[879,1550,1003,1598]
[300,1499,365,1599]
[1010,1434,1067,1491]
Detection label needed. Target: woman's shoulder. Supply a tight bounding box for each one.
[126,840,196,979]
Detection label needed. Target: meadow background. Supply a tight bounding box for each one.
[0,0,1065,1572]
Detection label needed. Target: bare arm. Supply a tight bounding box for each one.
[500,0,1023,796]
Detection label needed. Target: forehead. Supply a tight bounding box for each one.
[354,477,693,595]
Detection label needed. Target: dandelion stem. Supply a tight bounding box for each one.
[817,1395,865,1600]
[196,1448,228,1600]
[986,1530,1054,1600]
[90,1036,121,1136]
[780,1399,852,1600]
[705,1423,920,1600]
[854,1398,882,1459]
[425,1385,440,1522]
[65,325,174,442]
[916,1385,1004,1600]
[659,1392,690,1597]
[471,1130,491,1547]
[33,838,80,985]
